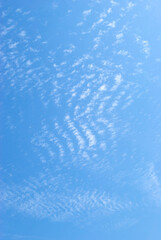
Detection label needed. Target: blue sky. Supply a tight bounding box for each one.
[1,0,161,239]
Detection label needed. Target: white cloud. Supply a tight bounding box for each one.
[65,115,85,150]
[1,179,131,222]
[116,33,123,40]
[117,50,128,56]
[142,163,161,206]
[136,35,150,57]
[111,74,123,91]
[107,8,112,14]
[64,44,75,54]
[81,124,96,147]
[83,9,92,17]
[127,2,135,9]
[80,88,91,99]
[19,30,26,37]
[99,84,107,91]
[110,0,118,6]
[9,42,18,49]
[108,21,116,28]
[26,60,32,66]
[56,72,64,78]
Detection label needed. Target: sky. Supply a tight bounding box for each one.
[1,0,161,239]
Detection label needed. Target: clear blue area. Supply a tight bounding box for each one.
[1,0,161,239]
